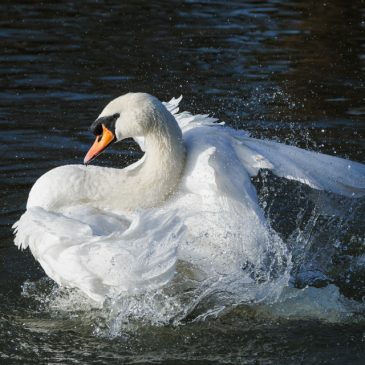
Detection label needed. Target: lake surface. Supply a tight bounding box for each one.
[1,1,364,364]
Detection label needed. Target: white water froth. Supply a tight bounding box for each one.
[21,273,364,340]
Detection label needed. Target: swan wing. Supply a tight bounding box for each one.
[232,135,365,198]
[172,124,288,277]
[13,206,184,303]
[165,96,364,198]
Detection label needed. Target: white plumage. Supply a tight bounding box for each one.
[13,93,365,304]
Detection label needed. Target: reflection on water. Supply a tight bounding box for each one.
[0,0,364,364]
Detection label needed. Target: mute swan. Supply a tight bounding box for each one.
[14,93,365,304]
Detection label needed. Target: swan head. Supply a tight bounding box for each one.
[84,93,169,164]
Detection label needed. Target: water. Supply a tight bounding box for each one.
[1,0,365,363]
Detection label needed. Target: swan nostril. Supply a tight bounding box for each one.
[97,134,102,142]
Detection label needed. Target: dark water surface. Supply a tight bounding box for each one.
[1,1,365,364]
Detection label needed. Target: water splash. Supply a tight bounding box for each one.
[18,170,365,339]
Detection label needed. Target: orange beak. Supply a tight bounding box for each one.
[84,124,115,164]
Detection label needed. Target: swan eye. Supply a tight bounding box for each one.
[93,123,103,136]
[90,113,120,136]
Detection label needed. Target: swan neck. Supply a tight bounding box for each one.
[123,113,185,209]
[143,120,185,174]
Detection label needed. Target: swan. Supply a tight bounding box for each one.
[14,92,365,304]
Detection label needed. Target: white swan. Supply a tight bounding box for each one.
[14,93,365,304]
